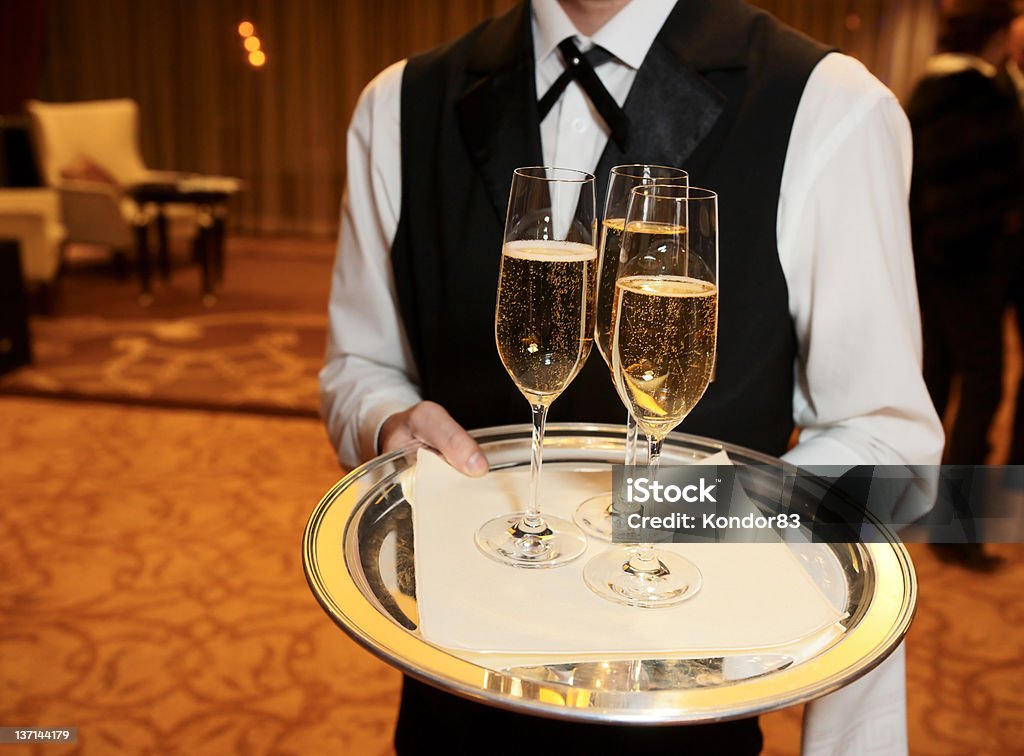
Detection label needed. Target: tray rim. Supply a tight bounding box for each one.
[303,423,917,725]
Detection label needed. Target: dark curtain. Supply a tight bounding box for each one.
[0,1,48,115]
[32,0,936,237]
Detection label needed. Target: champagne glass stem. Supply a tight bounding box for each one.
[648,436,662,470]
[523,402,548,531]
[609,411,639,517]
[625,412,639,466]
[627,436,664,573]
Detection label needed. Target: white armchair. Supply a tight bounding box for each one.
[0,187,66,285]
[26,98,192,252]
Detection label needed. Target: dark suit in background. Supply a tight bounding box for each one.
[908,61,1024,464]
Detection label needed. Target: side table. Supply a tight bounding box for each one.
[127,175,242,305]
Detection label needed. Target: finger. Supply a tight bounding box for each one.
[410,402,488,477]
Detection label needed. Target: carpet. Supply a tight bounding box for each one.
[2,396,1022,755]
[0,237,334,417]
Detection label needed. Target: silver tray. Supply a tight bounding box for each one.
[303,424,916,724]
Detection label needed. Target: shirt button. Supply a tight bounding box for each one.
[572,118,587,133]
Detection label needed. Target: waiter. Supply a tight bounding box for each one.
[320,1,943,753]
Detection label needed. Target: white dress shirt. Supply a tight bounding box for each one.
[320,0,943,472]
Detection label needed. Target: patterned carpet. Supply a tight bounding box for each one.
[1,396,1022,755]
[0,237,333,417]
[0,397,399,755]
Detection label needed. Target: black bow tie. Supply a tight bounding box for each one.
[537,37,629,151]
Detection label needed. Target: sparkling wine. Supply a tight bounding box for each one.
[495,240,597,406]
[611,274,717,439]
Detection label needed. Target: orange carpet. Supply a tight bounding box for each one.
[0,237,333,417]
[0,398,398,755]
[1,396,1022,755]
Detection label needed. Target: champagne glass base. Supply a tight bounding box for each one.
[574,493,614,540]
[573,493,639,542]
[475,513,588,569]
[583,547,702,607]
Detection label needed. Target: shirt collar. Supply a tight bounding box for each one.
[532,0,579,64]
[925,52,998,79]
[531,0,677,70]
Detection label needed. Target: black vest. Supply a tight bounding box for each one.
[393,0,830,458]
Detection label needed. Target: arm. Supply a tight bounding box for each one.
[319,61,485,475]
[780,54,942,756]
[778,54,944,470]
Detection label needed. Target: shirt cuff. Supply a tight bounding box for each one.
[359,399,420,460]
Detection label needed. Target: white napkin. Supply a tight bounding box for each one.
[412,449,844,656]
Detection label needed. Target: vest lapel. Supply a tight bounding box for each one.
[456,3,543,222]
[591,0,760,200]
[593,39,726,203]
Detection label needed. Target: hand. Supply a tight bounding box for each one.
[379,401,488,477]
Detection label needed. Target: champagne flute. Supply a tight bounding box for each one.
[475,166,597,568]
[574,164,688,541]
[583,184,718,606]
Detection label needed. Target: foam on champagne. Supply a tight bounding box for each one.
[502,239,597,262]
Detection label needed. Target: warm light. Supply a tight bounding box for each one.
[244,36,261,52]
[237,21,254,37]
[845,13,861,32]
[248,50,266,67]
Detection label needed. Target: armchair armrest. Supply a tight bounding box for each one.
[0,187,62,220]
[56,180,134,248]
[57,178,123,200]
[135,169,190,185]
[0,207,65,284]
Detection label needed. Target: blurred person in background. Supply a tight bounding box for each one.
[1003,10,1024,102]
[908,0,1024,568]
[1002,11,1024,467]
